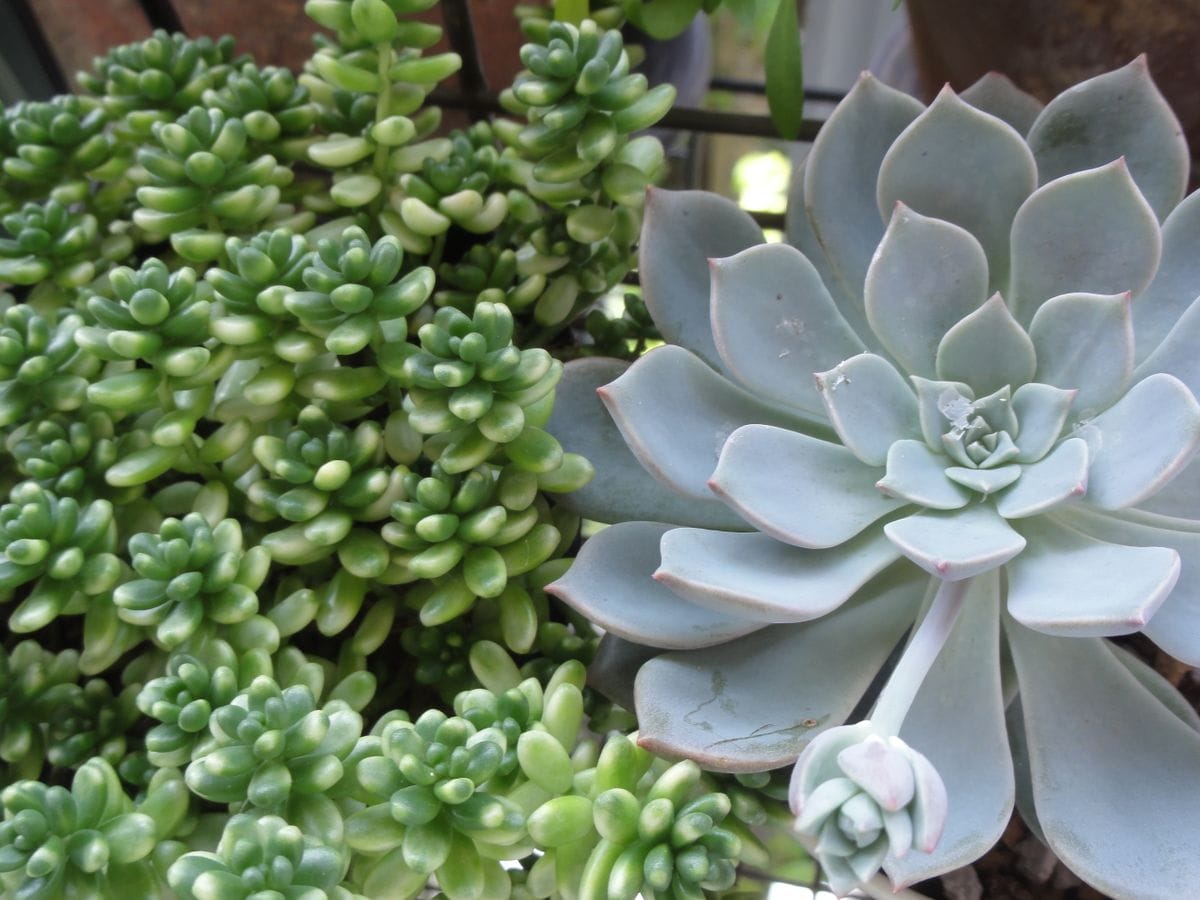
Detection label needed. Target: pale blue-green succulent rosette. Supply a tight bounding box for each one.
[548,59,1200,898]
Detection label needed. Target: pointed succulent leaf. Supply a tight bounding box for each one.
[877,440,970,510]
[1026,56,1188,221]
[600,345,807,500]
[960,72,1043,137]
[935,293,1036,397]
[1009,160,1161,324]
[547,359,746,528]
[546,521,760,650]
[944,465,1020,496]
[710,424,902,549]
[1006,517,1178,637]
[884,504,1026,580]
[1007,621,1200,900]
[710,243,865,420]
[886,570,1013,887]
[864,206,989,379]
[877,88,1036,291]
[1134,454,1200,521]
[995,438,1089,519]
[1135,292,1200,402]
[635,569,924,772]
[815,353,922,466]
[803,73,923,302]
[638,189,764,369]
[655,527,900,623]
[786,157,881,351]
[1010,382,1076,463]
[1029,292,1133,414]
[1133,191,1200,361]
[910,377,973,449]
[1078,373,1200,510]
[1059,505,1200,666]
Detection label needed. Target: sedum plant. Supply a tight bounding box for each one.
[0,0,767,895]
[550,59,1200,898]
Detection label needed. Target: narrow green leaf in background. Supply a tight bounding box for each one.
[765,0,804,139]
[554,0,590,23]
[621,0,704,40]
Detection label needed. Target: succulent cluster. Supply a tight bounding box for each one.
[0,1,788,898]
[551,58,1200,898]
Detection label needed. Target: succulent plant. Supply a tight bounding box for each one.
[133,106,293,261]
[0,642,80,781]
[343,709,527,897]
[138,651,252,768]
[0,198,101,288]
[284,226,432,356]
[6,413,118,497]
[168,812,354,899]
[247,404,405,564]
[77,258,220,389]
[0,305,99,427]
[0,757,180,897]
[382,460,563,626]
[0,483,121,634]
[549,60,1200,898]
[0,96,115,203]
[202,62,319,160]
[184,675,363,815]
[386,123,509,241]
[79,30,243,138]
[113,513,271,649]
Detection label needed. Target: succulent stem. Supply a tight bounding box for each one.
[870,576,971,735]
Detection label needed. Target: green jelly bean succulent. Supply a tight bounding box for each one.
[387,123,510,244]
[185,674,363,814]
[203,62,319,160]
[168,812,356,899]
[138,652,250,768]
[433,244,543,315]
[0,305,99,427]
[6,412,118,498]
[0,758,184,898]
[79,30,243,138]
[344,709,527,897]
[383,461,563,626]
[0,96,116,204]
[0,199,102,288]
[0,4,707,897]
[505,20,673,186]
[303,0,461,212]
[249,404,405,564]
[0,642,79,781]
[43,677,140,770]
[113,513,271,649]
[134,106,293,261]
[78,258,224,393]
[387,302,577,472]
[286,226,433,355]
[0,483,121,634]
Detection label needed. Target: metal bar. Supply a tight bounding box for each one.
[4,0,69,95]
[709,76,845,105]
[440,0,487,98]
[750,210,785,231]
[428,89,824,140]
[135,0,186,33]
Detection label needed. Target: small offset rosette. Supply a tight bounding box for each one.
[789,722,947,894]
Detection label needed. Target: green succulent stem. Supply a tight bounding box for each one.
[869,576,970,736]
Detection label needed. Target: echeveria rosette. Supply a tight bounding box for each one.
[789,723,946,895]
[548,60,1200,898]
